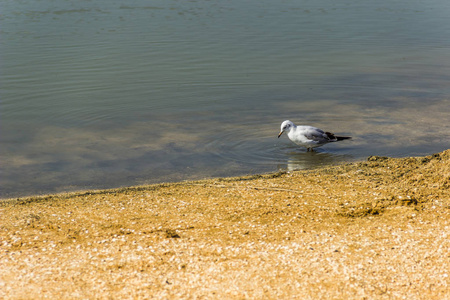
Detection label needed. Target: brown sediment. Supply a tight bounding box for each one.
[1,150,449,299]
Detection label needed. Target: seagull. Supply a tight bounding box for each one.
[278,120,351,151]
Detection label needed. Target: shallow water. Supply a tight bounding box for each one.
[1,0,450,198]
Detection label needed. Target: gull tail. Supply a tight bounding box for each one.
[325,132,352,142]
[335,136,352,141]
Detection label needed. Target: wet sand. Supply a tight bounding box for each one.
[1,150,449,299]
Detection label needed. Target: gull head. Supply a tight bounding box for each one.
[278,120,294,138]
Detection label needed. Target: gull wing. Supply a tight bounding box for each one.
[303,127,336,143]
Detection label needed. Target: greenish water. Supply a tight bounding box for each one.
[1,0,450,198]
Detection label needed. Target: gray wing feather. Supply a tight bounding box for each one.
[303,128,330,143]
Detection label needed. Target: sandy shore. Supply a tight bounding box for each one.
[1,150,449,299]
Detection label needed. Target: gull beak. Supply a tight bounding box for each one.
[278,131,283,138]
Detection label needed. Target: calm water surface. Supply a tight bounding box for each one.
[2,0,450,198]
